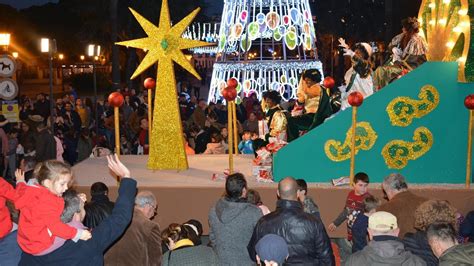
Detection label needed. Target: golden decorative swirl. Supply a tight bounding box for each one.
[324,122,378,162]
[382,127,433,169]
[386,85,440,127]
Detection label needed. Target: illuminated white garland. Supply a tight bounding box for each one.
[208,60,323,103]
[208,0,323,103]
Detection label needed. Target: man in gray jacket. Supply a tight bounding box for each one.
[344,211,426,266]
[208,173,263,265]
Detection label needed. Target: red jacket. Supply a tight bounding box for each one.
[14,182,78,254]
[0,177,16,238]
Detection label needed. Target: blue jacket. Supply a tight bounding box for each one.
[238,140,254,154]
[351,214,369,253]
[19,178,137,266]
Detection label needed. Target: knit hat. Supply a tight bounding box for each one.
[255,234,289,264]
[369,211,398,232]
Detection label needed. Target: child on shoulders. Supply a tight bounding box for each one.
[9,161,92,255]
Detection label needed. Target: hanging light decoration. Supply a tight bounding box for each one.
[208,0,323,103]
[418,0,471,82]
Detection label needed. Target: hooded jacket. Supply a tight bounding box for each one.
[345,236,426,266]
[439,243,474,266]
[208,197,262,265]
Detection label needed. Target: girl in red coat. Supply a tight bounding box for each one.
[12,161,92,255]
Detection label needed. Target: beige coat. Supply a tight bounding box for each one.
[104,209,162,266]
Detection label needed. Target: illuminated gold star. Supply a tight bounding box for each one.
[116,1,212,170]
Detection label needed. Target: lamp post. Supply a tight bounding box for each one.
[58,54,64,91]
[88,44,101,137]
[41,38,56,135]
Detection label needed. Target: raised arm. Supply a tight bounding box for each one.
[90,154,137,251]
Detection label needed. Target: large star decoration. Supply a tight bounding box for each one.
[116,1,212,170]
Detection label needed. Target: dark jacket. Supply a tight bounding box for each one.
[403,231,438,266]
[248,199,335,265]
[460,211,474,242]
[209,198,262,265]
[162,244,218,266]
[344,236,426,266]
[83,195,115,229]
[19,178,137,266]
[35,128,57,162]
[439,242,474,266]
[352,214,369,253]
[194,130,210,154]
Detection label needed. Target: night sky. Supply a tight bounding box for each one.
[0,0,58,9]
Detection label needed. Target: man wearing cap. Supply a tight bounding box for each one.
[248,177,334,265]
[345,211,425,265]
[255,234,289,266]
[287,69,332,141]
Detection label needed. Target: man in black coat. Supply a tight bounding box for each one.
[248,177,335,265]
[35,122,57,162]
[19,155,137,266]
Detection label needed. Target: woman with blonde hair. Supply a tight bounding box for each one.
[403,200,457,266]
[161,223,218,266]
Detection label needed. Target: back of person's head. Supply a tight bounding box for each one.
[368,211,399,238]
[247,189,263,205]
[211,132,223,143]
[354,172,369,184]
[183,219,203,246]
[255,234,289,265]
[278,177,298,201]
[383,173,408,192]
[61,190,81,223]
[225,173,247,202]
[22,156,37,172]
[162,223,189,249]
[90,182,109,197]
[414,200,457,231]
[184,219,203,236]
[295,179,308,195]
[426,223,458,258]
[302,69,322,83]
[37,160,72,186]
[262,90,282,105]
[363,195,381,213]
[135,191,157,208]
[83,202,112,229]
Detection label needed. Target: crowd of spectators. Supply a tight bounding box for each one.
[1,159,474,265]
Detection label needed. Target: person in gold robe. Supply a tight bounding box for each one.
[287,69,332,141]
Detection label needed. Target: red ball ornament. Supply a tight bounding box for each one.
[222,86,237,101]
[348,91,364,107]
[323,76,335,89]
[108,92,124,108]
[465,94,474,110]
[144,77,156,90]
[227,78,238,89]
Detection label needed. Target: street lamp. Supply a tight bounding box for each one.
[41,37,56,135]
[88,44,101,136]
[12,52,18,59]
[0,33,10,51]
